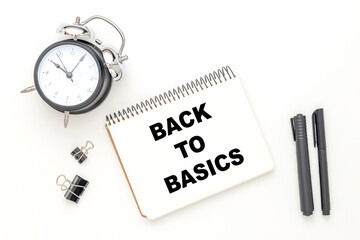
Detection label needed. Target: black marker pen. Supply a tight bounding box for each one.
[291,114,314,216]
[312,108,331,215]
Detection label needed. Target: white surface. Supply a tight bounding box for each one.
[0,0,359,239]
[107,76,273,219]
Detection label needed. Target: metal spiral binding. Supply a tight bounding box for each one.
[106,66,235,125]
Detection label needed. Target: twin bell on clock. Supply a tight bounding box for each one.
[21,15,128,127]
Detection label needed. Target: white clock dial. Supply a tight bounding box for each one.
[36,44,100,107]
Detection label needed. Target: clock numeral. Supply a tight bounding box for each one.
[77,95,82,102]
[45,82,52,87]
[89,64,95,69]
[65,96,69,102]
[86,88,93,93]
[43,71,49,75]
[90,76,97,81]
[70,49,75,56]
[57,51,63,57]
[54,92,59,95]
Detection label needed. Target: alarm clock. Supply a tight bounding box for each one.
[21,15,128,127]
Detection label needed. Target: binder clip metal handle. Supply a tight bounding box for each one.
[82,140,94,154]
[71,140,94,164]
[56,174,89,203]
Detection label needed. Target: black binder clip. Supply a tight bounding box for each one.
[56,174,89,203]
[71,141,94,164]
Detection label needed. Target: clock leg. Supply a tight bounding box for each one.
[64,111,70,128]
[20,85,36,93]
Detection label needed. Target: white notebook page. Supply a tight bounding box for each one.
[107,73,274,220]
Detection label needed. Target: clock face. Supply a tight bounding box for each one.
[36,43,101,107]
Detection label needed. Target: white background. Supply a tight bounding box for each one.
[1,0,359,239]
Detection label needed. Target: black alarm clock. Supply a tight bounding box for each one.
[21,15,128,127]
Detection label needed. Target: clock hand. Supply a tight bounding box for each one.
[50,60,67,74]
[56,53,70,73]
[54,55,74,83]
[70,54,86,73]
[66,54,86,83]
[51,60,74,82]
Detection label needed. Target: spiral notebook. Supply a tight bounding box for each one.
[105,66,274,220]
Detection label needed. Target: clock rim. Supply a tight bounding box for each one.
[34,39,105,113]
